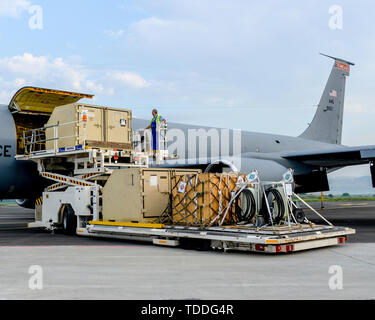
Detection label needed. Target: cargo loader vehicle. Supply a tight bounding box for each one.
[11,88,354,254]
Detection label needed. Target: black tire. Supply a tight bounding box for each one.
[62,204,77,235]
[294,208,306,224]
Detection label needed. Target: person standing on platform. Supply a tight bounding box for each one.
[145,109,166,152]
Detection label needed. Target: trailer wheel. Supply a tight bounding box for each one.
[62,205,77,235]
[294,208,306,224]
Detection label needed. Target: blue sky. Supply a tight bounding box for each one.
[0,0,374,180]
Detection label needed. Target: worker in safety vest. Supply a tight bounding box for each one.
[145,109,166,152]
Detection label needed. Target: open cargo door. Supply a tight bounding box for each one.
[9,86,94,115]
[9,87,94,155]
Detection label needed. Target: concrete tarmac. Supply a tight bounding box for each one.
[0,243,375,300]
[0,202,374,300]
[1,201,374,245]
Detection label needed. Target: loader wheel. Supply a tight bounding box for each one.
[62,205,77,235]
[294,208,306,224]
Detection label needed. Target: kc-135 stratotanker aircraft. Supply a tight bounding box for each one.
[1,54,375,209]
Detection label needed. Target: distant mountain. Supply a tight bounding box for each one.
[327,175,375,195]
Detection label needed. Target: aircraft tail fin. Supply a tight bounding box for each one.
[299,53,354,144]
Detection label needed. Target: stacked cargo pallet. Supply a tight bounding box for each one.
[171,173,247,227]
[45,103,133,152]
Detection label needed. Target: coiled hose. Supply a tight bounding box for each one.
[233,188,256,223]
[261,188,285,224]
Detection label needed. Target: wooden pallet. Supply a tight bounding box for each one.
[171,173,248,227]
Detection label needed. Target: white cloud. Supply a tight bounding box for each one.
[329,164,371,179]
[0,89,9,102]
[346,103,365,114]
[127,17,203,49]
[111,71,149,89]
[0,53,87,91]
[0,0,31,18]
[0,53,150,104]
[345,101,375,115]
[104,29,125,40]
[130,17,176,31]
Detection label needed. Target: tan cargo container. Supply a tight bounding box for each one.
[171,173,247,227]
[102,168,201,223]
[45,103,132,151]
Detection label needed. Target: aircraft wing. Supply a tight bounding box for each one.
[282,145,375,167]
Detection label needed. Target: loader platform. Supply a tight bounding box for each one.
[78,221,355,254]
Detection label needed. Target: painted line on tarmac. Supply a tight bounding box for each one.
[0,245,145,248]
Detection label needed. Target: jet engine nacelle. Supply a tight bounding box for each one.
[16,198,36,209]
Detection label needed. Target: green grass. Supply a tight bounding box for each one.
[299,196,375,202]
[0,200,17,207]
